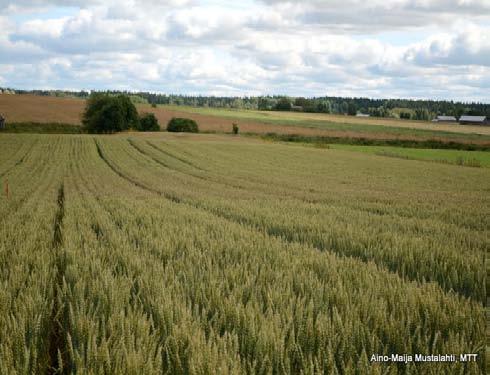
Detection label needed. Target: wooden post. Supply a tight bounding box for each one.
[4,179,9,199]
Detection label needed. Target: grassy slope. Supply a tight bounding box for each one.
[0,122,82,134]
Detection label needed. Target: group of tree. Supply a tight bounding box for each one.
[4,87,489,120]
[82,93,200,134]
[82,94,159,133]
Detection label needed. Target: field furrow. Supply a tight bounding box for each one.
[0,136,72,373]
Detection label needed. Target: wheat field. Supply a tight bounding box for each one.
[0,133,486,374]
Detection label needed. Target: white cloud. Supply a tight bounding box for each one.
[405,24,490,66]
[0,0,489,101]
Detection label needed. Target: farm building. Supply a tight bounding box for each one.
[356,113,370,117]
[459,115,488,125]
[0,114,5,130]
[291,105,303,112]
[433,115,457,123]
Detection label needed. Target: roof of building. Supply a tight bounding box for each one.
[356,113,370,117]
[436,115,457,121]
[459,115,487,122]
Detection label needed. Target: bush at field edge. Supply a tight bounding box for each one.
[137,113,160,132]
[167,117,199,133]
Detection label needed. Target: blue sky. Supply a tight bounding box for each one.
[1,0,489,101]
[10,6,79,22]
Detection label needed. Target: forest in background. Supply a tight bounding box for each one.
[1,87,489,120]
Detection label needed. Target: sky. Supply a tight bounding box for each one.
[0,0,489,102]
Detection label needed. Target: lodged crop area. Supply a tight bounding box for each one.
[0,133,486,374]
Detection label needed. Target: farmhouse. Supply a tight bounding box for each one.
[434,115,457,123]
[459,115,488,125]
[0,114,5,130]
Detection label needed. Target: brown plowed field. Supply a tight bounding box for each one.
[0,94,85,124]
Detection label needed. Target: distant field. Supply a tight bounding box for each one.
[0,94,85,124]
[1,94,490,145]
[0,132,486,373]
[161,104,490,137]
[330,144,490,167]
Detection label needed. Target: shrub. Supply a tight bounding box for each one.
[82,94,139,134]
[167,117,199,133]
[232,123,239,135]
[138,113,160,132]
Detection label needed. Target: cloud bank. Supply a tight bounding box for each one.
[1,0,489,101]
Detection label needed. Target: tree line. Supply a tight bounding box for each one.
[2,87,489,120]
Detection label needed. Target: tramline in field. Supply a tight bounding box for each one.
[0,133,486,374]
